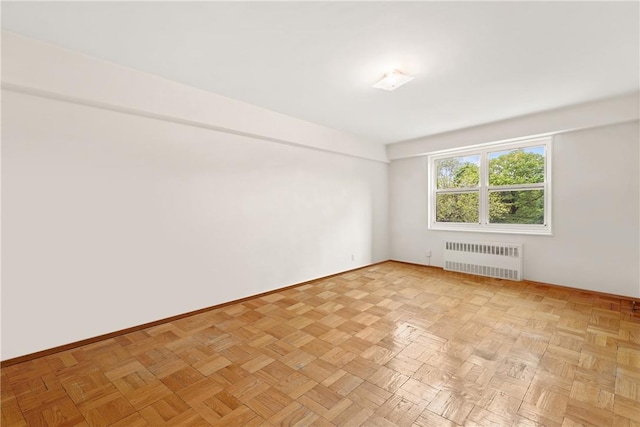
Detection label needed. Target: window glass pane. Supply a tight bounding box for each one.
[436,192,479,223]
[488,146,545,186]
[436,155,480,189]
[489,190,544,224]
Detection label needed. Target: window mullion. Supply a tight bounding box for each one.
[479,150,488,225]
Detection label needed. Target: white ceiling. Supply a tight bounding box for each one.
[2,2,639,144]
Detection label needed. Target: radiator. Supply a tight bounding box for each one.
[443,241,523,281]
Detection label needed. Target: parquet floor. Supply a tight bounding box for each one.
[2,261,640,426]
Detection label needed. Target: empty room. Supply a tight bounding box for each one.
[1,2,639,426]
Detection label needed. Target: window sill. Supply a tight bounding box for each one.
[429,223,552,236]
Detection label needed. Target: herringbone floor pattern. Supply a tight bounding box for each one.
[2,261,639,426]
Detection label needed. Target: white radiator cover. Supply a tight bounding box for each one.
[443,241,523,281]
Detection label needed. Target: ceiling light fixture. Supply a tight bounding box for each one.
[372,69,414,91]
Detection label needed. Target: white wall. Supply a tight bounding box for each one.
[1,32,389,360]
[389,120,639,297]
[1,90,389,360]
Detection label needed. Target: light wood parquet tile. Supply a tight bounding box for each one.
[2,261,640,426]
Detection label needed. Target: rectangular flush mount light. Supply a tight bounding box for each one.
[372,69,414,91]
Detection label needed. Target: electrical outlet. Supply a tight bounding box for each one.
[426,250,432,257]
[351,254,355,261]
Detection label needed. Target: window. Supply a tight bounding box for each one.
[428,137,551,235]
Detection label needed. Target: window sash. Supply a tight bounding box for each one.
[428,137,551,235]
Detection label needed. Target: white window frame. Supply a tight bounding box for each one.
[427,137,552,235]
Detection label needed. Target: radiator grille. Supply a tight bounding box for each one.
[443,241,523,281]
